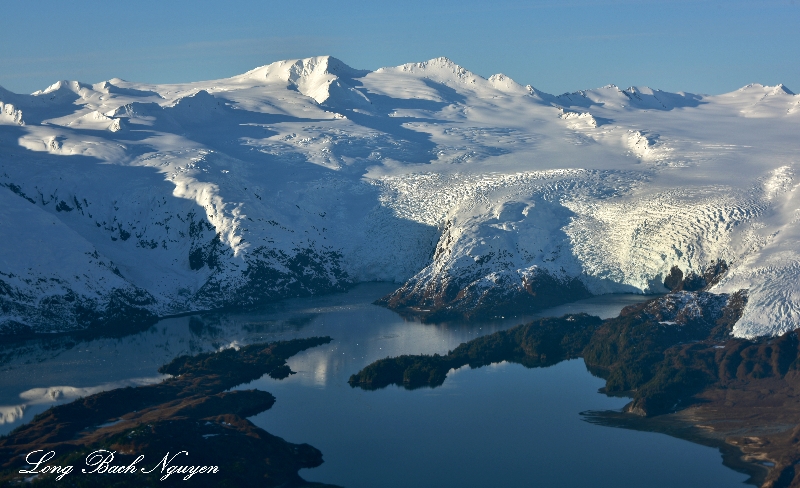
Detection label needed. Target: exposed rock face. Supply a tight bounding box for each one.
[0,177,355,336]
[352,284,800,487]
[378,266,590,322]
[377,211,592,322]
[663,260,729,292]
[3,56,800,337]
[353,286,749,397]
[0,285,158,337]
[582,289,748,414]
[192,246,351,310]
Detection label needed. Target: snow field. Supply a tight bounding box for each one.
[0,56,798,336]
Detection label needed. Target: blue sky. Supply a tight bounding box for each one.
[1,0,797,95]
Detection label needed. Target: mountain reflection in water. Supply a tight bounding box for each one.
[0,283,749,487]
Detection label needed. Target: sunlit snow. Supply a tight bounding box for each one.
[1,56,797,337]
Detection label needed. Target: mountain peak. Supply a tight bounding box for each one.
[32,80,92,97]
[487,73,530,94]
[421,56,461,68]
[242,55,368,84]
[238,56,371,108]
[772,83,795,95]
[737,83,795,96]
[391,57,479,83]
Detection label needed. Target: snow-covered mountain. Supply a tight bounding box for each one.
[1,56,798,338]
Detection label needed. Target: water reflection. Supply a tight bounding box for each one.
[0,283,645,432]
[0,284,747,488]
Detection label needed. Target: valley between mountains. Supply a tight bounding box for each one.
[1,56,798,338]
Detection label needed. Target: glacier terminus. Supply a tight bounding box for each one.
[1,56,798,338]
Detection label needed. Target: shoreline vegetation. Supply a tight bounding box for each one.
[0,338,340,487]
[4,263,800,487]
[350,264,800,488]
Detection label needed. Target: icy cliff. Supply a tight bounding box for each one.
[1,56,798,337]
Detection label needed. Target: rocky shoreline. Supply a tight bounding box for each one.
[0,338,340,487]
[351,266,800,488]
[5,263,800,486]
[376,266,592,322]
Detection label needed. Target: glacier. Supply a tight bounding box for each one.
[0,56,797,338]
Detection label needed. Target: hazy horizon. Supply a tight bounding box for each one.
[2,0,798,96]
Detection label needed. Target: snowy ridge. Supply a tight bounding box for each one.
[0,56,798,336]
[237,56,373,109]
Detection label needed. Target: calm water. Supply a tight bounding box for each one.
[0,284,749,487]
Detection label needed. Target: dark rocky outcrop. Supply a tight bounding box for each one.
[191,246,352,316]
[357,286,761,416]
[375,210,594,323]
[350,313,602,389]
[353,265,800,486]
[663,259,729,292]
[582,289,747,415]
[377,267,591,322]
